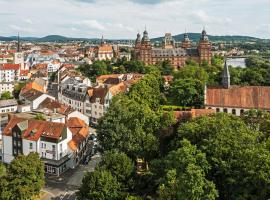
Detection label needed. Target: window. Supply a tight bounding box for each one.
[240,109,245,115]
[232,109,236,115]
[223,108,228,113]
[29,143,33,149]
[216,108,220,113]
[52,145,56,151]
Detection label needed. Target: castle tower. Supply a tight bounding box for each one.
[222,59,230,89]
[162,33,175,49]
[140,29,152,65]
[134,33,141,59]
[181,31,191,49]
[198,29,211,64]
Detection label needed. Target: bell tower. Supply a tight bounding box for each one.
[14,33,27,70]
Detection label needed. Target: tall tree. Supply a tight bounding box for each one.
[169,78,204,108]
[2,153,44,200]
[174,113,270,199]
[77,169,121,200]
[157,139,218,200]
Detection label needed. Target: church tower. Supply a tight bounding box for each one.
[198,29,211,64]
[181,32,191,49]
[222,59,230,89]
[14,33,27,70]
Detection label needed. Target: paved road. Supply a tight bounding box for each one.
[42,154,101,200]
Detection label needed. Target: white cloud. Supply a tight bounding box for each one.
[0,0,269,38]
[23,18,33,24]
[76,20,106,31]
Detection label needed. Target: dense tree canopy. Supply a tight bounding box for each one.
[78,169,122,200]
[173,113,270,199]
[169,78,204,108]
[157,139,218,200]
[0,153,45,200]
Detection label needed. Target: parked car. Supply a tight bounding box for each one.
[84,155,91,165]
[89,134,96,140]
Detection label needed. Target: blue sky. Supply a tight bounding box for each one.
[0,0,269,39]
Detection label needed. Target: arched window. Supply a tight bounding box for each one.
[232,109,236,115]
[208,107,212,109]
[223,108,228,113]
[240,109,245,115]
[216,108,220,113]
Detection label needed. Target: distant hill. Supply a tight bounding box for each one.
[151,33,261,43]
[0,33,267,43]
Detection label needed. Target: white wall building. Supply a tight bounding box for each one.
[2,117,90,176]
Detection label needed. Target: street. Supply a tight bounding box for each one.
[41,154,101,200]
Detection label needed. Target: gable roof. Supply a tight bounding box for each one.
[206,86,270,110]
[3,117,66,141]
[67,117,90,151]
[38,97,72,115]
[89,87,108,104]
[0,99,18,108]
[20,89,44,101]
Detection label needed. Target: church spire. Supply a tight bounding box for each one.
[101,35,105,46]
[17,33,21,52]
[222,58,230,89]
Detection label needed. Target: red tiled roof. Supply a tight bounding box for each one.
[0,63,20,70]
[38,98,71,115]
[20,70,29,76]
[206,86,270,109]
[67,117,89,151]
[3,117,66,141]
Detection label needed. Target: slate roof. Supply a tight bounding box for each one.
[0,99,17,108]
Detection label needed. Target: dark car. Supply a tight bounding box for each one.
[83,155,91,165]
[89,134,96,141]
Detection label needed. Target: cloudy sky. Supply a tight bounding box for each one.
[0,0,269,39]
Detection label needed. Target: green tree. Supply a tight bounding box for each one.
[99,151,134,187]
[157,139,218,200]
[97,94,160,160]
[0,163,6,177]
[157,60,174,75]
[13,82,26,99]
[174,65,208,84]
[1,91,13,100]
[34,113,46,121]
[6,153,45,200]
[169,78,204,108]
[77,169,121,200]
[129,73,162,109]
[174,113,270,199]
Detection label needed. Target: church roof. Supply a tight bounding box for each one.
[206,86,270,110]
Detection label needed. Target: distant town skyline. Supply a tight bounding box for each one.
[0,0,269,39]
